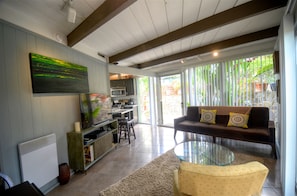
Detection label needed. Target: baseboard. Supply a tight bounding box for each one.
[40,170,75,194]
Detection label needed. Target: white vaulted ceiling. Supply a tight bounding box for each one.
[0,0,287,74]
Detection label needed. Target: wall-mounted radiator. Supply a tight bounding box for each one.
[18,133,59,188]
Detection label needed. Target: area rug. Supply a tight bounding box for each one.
[98,149,266,196]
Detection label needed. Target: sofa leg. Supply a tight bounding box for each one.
[271,144,277,159]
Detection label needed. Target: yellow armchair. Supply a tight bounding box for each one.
[173,161,268,196]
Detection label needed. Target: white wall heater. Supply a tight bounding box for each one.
[18,133,59,188]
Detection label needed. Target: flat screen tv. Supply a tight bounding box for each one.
[79,93,112,129]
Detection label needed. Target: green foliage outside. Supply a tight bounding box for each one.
[194,54,275,106]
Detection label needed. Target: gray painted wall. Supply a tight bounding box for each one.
[0,20,109,185]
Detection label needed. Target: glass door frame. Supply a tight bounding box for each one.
[157,72,185,126]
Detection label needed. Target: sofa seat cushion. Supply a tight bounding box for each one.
[177,120,205,129]
[223,126,269,136]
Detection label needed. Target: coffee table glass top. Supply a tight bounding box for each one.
[174,141,234,166]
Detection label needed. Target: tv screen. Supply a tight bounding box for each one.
[80,93,112,129]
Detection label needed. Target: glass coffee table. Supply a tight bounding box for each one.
[174,141,234,166]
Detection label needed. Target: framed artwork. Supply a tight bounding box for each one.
[29,53,89,93]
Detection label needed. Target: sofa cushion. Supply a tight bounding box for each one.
[199,106,251,115]
[227,112,249,128]
[186,107,200,121]
[200,109,217,124]
[248,107,269,128]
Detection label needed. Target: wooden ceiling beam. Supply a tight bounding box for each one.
[110,0,287,63]
[130,26,279,69]
[67,0,137,47]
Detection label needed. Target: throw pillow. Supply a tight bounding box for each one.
[200,109,217,124]
[227,112,249,128]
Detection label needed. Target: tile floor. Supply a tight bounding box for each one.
[47,124,282,196]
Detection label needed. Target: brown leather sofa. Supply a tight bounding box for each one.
[174,106,276,158]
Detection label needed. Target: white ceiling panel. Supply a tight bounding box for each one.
[165,0,183,31]
[198,0,220,20]
[180,36,195,51]
[145,0,168,36]
[189,33,206,49]
[182,0,201,26]
[110,10,145,45]
[198,28,221,47]
[213,20,249,41]
[0,0,287,73]
[242,8,285,31]
[129,0,158,41]
[80,0,105,14]
[161,42,176,56]
[215,0,247,13]
[235,0,252,6]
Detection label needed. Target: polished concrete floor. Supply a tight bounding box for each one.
[47,124,281,196]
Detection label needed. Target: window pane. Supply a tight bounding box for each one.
[137,77,150,123]
[193,54,276,108]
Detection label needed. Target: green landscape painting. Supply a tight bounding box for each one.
[29,53,89,93]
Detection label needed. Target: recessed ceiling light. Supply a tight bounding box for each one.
[213,51,219,57]
[180,59,184,64]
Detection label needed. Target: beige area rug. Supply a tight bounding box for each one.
[232,151,265,165]
[99,149,266,196]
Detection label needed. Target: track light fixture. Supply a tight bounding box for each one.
[62,0,76,23]
[68,6,76,23]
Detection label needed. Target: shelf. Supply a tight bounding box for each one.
[67,119,118,172]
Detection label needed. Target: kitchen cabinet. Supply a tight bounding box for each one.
[110,79,135,96]
[110,79,125,87]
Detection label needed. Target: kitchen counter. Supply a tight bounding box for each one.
[124,104,137,108]
[111,108,133,114]
[110,108,134,120]
[123,105,138,123]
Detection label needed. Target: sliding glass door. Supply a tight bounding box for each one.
[160,74,183,126]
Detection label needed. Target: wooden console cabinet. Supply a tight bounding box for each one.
[67,120,118,172]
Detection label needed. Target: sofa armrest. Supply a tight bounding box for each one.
[174,116,187,138]
[268,120,276,141]
[268,120,277,158]
[268,120,275,129]
[268,121,275,133]
[174,116,187,126]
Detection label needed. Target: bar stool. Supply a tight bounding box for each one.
[118,118,136,144]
